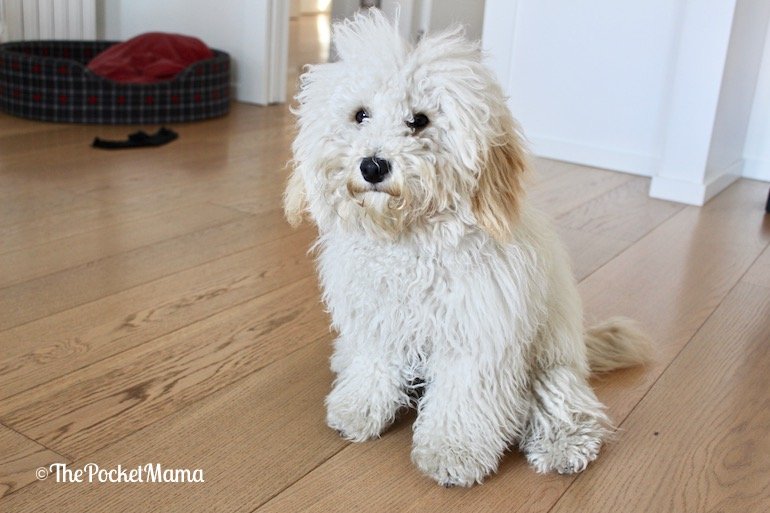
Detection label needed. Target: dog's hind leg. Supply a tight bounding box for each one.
[325,336,411,442]
[520,366,610,474]
[518,238,612,474]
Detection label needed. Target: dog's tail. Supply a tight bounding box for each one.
[585,317,653,373]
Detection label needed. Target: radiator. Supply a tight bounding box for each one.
[1,0,96,41]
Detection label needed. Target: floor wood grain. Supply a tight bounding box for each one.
[551,281,770,513]
[0,276,326,459]
[0,211,290,330]
[0,203,245,288]
[0,341,342,513]
[1,13,769,513]
[0,424,69,499]
[0,228,315,400]
[555,176,684,242]
[529,162,632,218]
[744,239,770,289]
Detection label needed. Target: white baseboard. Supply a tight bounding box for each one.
[649,167,740,206]
[526,134,657,177]
[520,134,762,204]
[742,157,770,182]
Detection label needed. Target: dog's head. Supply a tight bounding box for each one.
[285,10,527,243]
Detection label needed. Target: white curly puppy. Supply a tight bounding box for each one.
[284,10,650,487]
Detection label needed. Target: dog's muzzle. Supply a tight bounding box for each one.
[360,156,391,184]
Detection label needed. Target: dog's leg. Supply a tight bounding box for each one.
[520,366,610,474]
[517,235,611,474]
[325,337,410,442]
[410,354,529,487]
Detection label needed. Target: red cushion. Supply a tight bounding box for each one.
[87,32,213,83]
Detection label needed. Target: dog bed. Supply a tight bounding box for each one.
[0,40,230,124]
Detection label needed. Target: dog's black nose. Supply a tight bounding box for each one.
[360,157,390,184]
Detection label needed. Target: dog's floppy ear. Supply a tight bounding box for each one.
[283,168,307,228]
[472,136,526,243]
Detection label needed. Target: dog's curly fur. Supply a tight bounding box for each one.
[284,10,651,487]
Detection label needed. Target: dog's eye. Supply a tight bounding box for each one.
[407,113,430,130]
[354,109,369,124]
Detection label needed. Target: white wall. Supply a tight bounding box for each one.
[744,7,770,182]
[98,0,287,105]
[649,0,743,204]
[707,0,770,183]
[330,0,360,22]
[0,0,9,41]
[484,0,681,177]
[421,0,485,41]
[484,0,770,206]
[333,1,485,43]
[380,0,417,41]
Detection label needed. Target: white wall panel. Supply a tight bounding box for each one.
[488,0,682,177]
[744,5,770,182]
[484,0,770,204]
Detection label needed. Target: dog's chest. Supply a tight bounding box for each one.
[322,237,443,305]
[317,234,479,339]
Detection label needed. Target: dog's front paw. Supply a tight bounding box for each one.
[522,418,605,474]
[325,382,396,442]
[411,442,493,487]
[326,405,384,442]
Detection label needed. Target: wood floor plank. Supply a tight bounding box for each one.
[23,137,291,220]
[528,156,557,178]
[207,171,294,216]
[88,155,289,214]
[529,162,633,218]
[524,156,553,184]
[0,107,291,203]
[0,339,343,513]
[537,169,684,281]
[0,228,315,400]
[0,124,101,160]
[0,186,103,228]
[0,114,66,137]
[0,195,205,256]
[743,242,770,289]
[533,158,589,182]
[555,176,684,242]
[249,179,770,513]
[0,424,68,498]
[0,275,327,459]
[57,132,291,199]
[0,203,244,288]
[0,209,292,331]
[259,418,425,513]
[551,282,770,513]
[0,103,286,164]
[579,179,770,418]
[555,225,631,281]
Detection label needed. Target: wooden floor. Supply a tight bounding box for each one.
[2,16,770,513]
